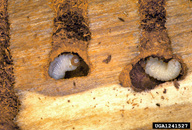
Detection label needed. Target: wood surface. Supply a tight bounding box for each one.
[7,0,192,129]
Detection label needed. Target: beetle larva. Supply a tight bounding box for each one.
[49,0,91,79]
[145,57,181,81]
[119,0,187,92]
[49,54,80,79]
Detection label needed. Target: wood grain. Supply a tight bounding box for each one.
[9,0,141,96]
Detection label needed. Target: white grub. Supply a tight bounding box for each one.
[48,54,80,79]
[145,57,181,81]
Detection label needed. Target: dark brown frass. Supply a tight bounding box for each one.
[0,0,19,129]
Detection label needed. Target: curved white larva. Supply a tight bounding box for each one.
[145,57,181,81]
[48,54,79,79]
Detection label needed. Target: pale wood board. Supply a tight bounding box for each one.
[7,0,192,129]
